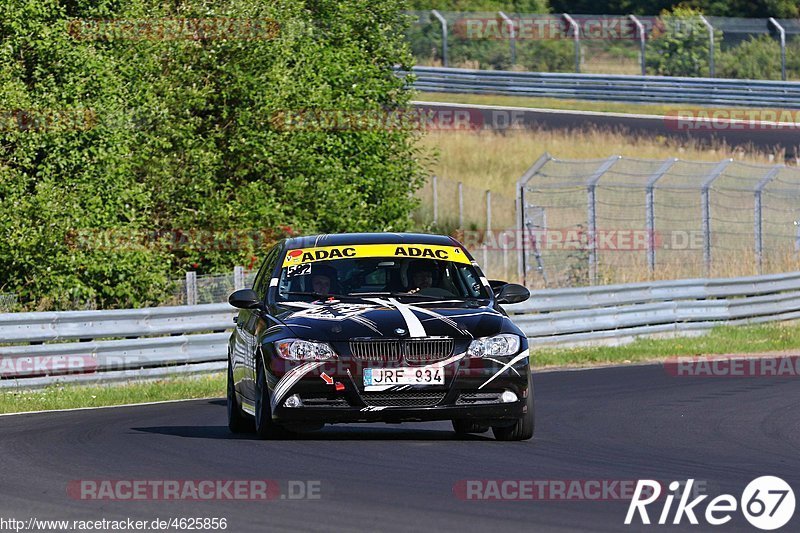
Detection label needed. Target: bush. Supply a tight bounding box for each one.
[718,34,783,80]
[646,6,721,77]
[0,0,427,310]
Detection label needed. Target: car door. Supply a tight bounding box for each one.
[240,242,283,400]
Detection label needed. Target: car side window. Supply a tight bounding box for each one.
[253,244,281,301]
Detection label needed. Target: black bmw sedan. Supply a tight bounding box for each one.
[227,232,533,440]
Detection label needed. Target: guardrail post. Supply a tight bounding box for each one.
[431,10,448,68]
[498,12,516,66]
[587,156,621,285]
[432,175,438,225]
[769,18,786,81]
[517,153,552,286]
[646,158,677,274]
[458,181,464,229]
[234,266,245,290]
[754,165,782,274]
[186,271,197,306]
[629,15,646,76]
[701,159,731,275]
[563,14,581,73]
[699,15,715,77]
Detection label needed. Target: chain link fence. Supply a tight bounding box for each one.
[0,294,17,312]
[168,267,257,306]
[406,11,800,79]
[414,174,518,284]
[518,154,800,288]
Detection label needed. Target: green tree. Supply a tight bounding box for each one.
[0,0,428,310]
[646,6,720,77]
[409,1,549,12]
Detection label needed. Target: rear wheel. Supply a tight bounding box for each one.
[492,374,534,441]
[227,357,253,433]
[452,419,489,435]
[254,358,292,440]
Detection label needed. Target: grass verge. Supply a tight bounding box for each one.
[0,373,224,415]
[532,322,800,369]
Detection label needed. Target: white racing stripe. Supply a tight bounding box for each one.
[478,349,530,390]
[484,357,521,376]
[365,298,427,337]
[271,361,325,409]
[388,298,427,337]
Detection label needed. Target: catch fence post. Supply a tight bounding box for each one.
[645,158,677,273]
[431,10,448,68]
[586,156,621,285]
[700,159,731,275]
[234,265,245,290]
[186,271,197,306]
[754,166,782,274]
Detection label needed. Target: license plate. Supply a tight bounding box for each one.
[363,367,444,390]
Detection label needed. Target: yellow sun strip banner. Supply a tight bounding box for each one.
[282,244,470,267]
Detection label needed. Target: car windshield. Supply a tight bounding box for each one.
[276,244,490,301]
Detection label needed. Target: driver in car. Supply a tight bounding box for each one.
[407,259,436,293]
[310,264,337,297]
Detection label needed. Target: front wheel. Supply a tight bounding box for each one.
[492,373,534,441]
[254,358,292,440]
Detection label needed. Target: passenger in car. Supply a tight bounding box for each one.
[407,259,436,293]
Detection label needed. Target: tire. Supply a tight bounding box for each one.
[254,357,292,440]
[452,419,489,434]
[492,373,535,441]
[227,357,253,433]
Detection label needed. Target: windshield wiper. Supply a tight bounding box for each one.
[349,291,457,301]
[284,291,354,300]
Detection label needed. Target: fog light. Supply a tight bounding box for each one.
[500,391,518,403]
[283,394,303,408]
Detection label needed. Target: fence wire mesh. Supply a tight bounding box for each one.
[406,10,800,79]
[520,154,800,288]
[170,270,257,306]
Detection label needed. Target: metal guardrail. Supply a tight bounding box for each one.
[1,271,799,387]
[406,66,800,108]
[505,271,800,346]
[0,303,235,388]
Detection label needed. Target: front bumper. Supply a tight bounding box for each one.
[266,350,531,424]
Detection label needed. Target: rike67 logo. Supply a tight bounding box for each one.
[626,477,795,530]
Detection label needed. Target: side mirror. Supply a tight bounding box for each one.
[495,283,530,305]
[488,279,508,291]
[228,288,264,310]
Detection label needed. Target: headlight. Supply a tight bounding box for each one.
[274,339,337,361]
[467,334,520,358]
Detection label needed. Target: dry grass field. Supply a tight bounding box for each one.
[415,129,798,285]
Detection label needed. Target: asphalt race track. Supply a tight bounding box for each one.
[1,363,798,532]
[414,102,800,158]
